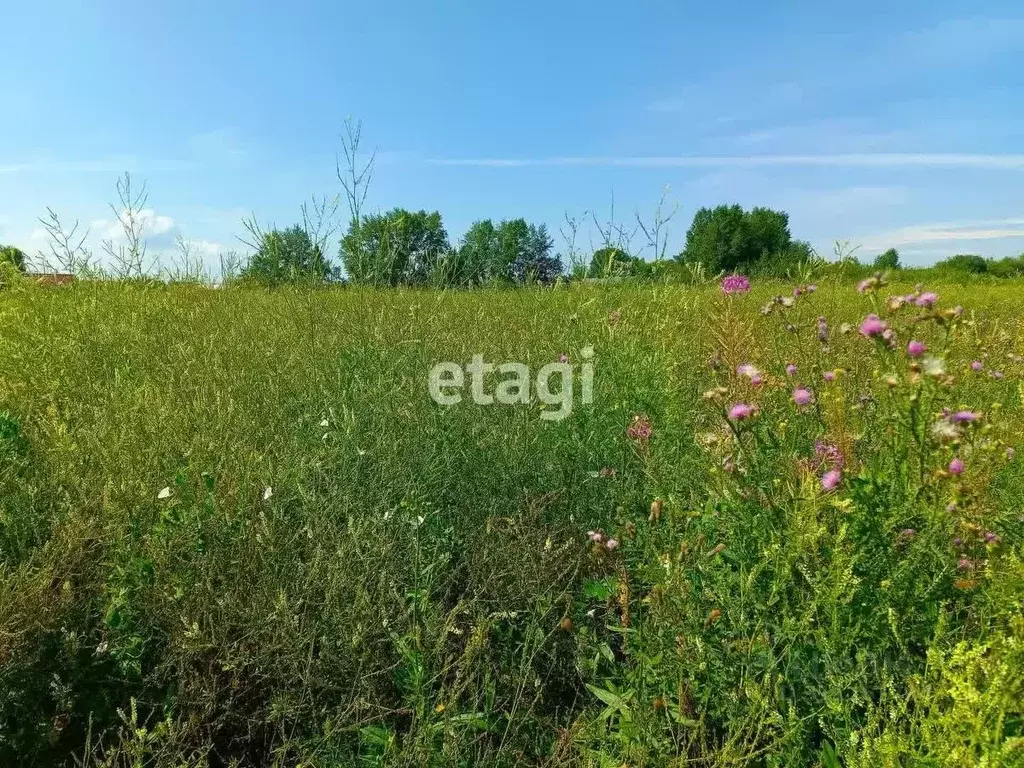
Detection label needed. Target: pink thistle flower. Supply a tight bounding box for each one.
[728,403,756,421]
[984,531,1000,544]
[587,530,603,543]
[823,371,836,382]
[992,370,1005,380]
[907,340,927,357]
[605,538,619,551]
[817,316,828,342]
[821,469,842,492]
[558,352,569,363]
[859,313,888,338]
[721,274,751,295]
[736,363,759,378]
[971,360,984,372]
[792,388,813,408]
[856,278,874,293]
[915,292,939,307]
[957,557,975,571]
[949,458,964,476]
[785,363,797,376]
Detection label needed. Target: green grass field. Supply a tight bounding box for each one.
[1,279,1022,766]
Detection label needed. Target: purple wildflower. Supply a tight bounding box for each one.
[907,340,927,357]
[951,411,980,424]
[815,440,845,469]
[792,388,813,408]
[915,292,939,307]
[785,363,798,377]
[605,538,619,551]
[949,458,965,476]
[971,360,983,372]
[823,371,836,382]
[736,363,759,379]
[626,415,653,442]
[817,317,828,343]
[558,352,569,363]
[721,274,751,295]
[821,469,842,492]
[859,313,888,338]
[728,403,756,421]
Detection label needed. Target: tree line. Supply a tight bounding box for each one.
[234,202,815,287]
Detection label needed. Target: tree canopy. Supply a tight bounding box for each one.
[341,209,449,286]
[435,218,562,286]
[241,226,334,285]
[677,204,793,274]
[873,248,900,270]
[0,245,26,271]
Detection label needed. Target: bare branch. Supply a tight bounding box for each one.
[336,117,377,229]
[635,185,680,262]
[36,207,92,274]
[102,172,151,278]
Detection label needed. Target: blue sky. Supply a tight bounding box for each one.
[2,1,1023,271]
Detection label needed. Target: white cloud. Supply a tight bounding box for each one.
[857,217,1024,250]
[97,208,176,240]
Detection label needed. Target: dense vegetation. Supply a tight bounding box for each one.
[1,272,1022,766]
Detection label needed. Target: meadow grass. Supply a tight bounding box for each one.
[0,278,1022,766]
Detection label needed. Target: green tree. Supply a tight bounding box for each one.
[455,219,502,285]
[504,220,561,284]
[449,219,561,286]
[873,248,900,270]
[341,209,449,286]
[241,226,334,285]
[587,247,658,279]
[937,254,988,274]
[0,245,26,271]
[678,204,792,273]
